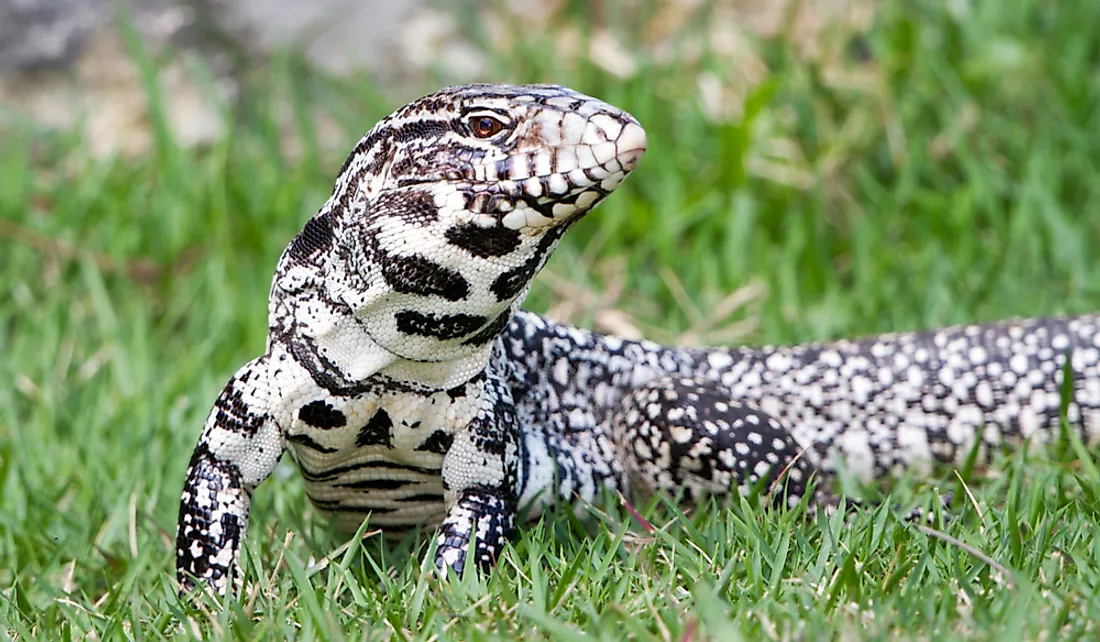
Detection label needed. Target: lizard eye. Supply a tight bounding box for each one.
[467,115,507,139]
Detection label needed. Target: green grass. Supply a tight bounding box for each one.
[3,1,1100,639]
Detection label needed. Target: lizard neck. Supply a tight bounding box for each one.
[270,236,511,393]
[307,202,571,390]
[277,274,508,392]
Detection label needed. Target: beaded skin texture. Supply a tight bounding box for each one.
[176,83,1100,595]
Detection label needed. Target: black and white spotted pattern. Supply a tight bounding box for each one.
[176,83,1100,595]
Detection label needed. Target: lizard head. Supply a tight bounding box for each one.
[347,83,647,229]
[315,84,646,375]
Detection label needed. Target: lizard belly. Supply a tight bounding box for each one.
[285,391,454,531]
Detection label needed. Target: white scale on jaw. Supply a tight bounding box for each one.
[176,83,1100,598]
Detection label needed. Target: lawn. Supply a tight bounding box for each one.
[3,1,1100,639]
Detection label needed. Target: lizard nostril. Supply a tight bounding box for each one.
[615,121,647,170]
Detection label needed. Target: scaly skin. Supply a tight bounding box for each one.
[176,83,1100,595]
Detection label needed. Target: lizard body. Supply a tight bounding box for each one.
[176,84,1100,594]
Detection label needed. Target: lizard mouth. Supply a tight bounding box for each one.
[510,119,648,195]
[487,120,648,231]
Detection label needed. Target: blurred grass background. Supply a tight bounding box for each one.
[2,0,1100,639]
